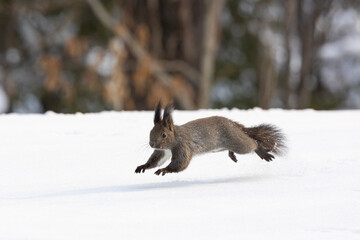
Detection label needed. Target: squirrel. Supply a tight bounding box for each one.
[135,101,286,176]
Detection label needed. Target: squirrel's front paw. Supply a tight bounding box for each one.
[154,168,168,176]
[135,164,148,173]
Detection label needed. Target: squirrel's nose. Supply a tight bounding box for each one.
[149,141,155,148]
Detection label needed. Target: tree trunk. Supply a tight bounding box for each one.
[283,0,297,109]
[297,0,324,109]
[257,0,276,109]
[258,43,276,109]
[198,0,225,109]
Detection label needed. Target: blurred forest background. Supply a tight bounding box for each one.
[0,0,360,113]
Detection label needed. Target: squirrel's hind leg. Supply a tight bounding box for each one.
[228,151,238,162]
[224,133,258,156]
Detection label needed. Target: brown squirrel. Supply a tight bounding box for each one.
[135,101,286,176]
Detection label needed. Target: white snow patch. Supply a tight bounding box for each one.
[0,109,359,240]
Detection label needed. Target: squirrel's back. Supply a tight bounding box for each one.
[177,116,253,155]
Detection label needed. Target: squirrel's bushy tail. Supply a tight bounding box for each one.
[244,124,286,161]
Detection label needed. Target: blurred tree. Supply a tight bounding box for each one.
[213,0,259,109]
[214,0,360,110]
[87,0,226,110]
[0,0,225,112]
[0,0,360,112]
[282,0,297,109]
[296,0,329,109]
[256,0,278,109]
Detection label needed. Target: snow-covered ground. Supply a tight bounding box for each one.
[0,109,359,240]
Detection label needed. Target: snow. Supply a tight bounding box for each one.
[0,109,359,239]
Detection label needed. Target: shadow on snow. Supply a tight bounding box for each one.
[25,175,270,199]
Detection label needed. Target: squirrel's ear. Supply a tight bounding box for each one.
[154,101,162,124]
[163,103,174,131]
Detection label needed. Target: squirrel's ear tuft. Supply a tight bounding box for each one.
[163,102,174,131]
[154,101,162,124]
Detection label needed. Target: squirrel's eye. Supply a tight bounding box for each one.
[162,133,167,138]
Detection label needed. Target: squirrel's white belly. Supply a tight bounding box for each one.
[211,148,226,153]
[156,149,172,167]
[194,148,226,157]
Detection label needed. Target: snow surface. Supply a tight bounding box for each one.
[0,109,359,240]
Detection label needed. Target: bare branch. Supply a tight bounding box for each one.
[86,0,116,30]
[160,60,200,86]
[86,0,172,88]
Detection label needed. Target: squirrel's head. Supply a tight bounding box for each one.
[149,101,175,150]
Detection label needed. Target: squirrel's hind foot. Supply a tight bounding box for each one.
[255,146,275,162]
